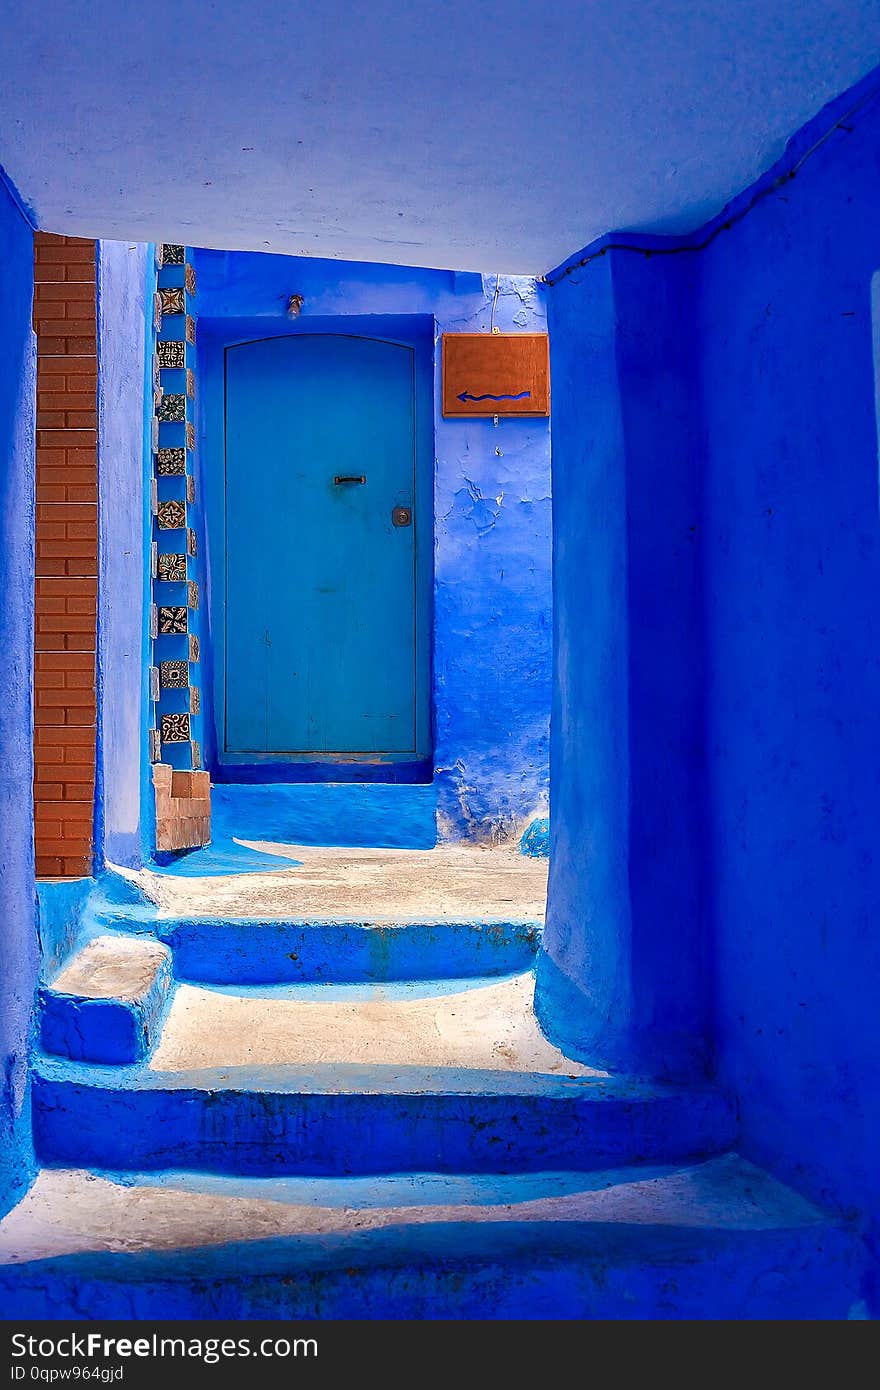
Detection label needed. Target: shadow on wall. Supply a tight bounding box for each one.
[539,66,880,1296]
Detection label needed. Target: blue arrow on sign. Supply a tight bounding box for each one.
[457,390,532,403]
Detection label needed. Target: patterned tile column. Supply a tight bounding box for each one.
[149,245,210,851]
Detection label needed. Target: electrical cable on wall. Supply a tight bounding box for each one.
[490,273,501,333]
[542,79,880,287]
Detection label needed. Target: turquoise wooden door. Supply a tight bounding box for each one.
[224,335,425,760]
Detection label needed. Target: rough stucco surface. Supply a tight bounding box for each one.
[194,252,551,842]
[0,180,37,1217]
[537,248,709,1081]
[699,93,880,1265]
[96,240,149,869]
[541,86,880,1288]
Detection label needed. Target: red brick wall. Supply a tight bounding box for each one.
[32,233,98,878]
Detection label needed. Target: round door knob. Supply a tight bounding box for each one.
[392,506,412,527]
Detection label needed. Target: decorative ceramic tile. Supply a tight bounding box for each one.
[191,740,202,769]
[162,244,185,265]
[187,581,199,610]
[157,552,187,583]
[161,712,191,743]
[185,263,196,296]
[153,293,162,331]
[154,385,163,411]
[158,606,188,635]
[155,245,164,271]
[186,421,196,451]
[160,660,188,689]
[149,666,160,703]
[185,315,196,345]
[157,340,186,370]
[189,686,201,715]
[151,416,159,451]
[188,634,200,663]
[157,447,186,476]
[150,478,158,515]
[149,604,158,639]
[159,287,186,316]
[187,528,197,557]
[157,393,186,424]
[157,499,187,530]
[153,357,161,391]
[149,727,162,763]
[150,542,158,579]
[186,368,195,400]
[186,475,196,503]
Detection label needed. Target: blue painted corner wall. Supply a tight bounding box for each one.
[537,246,708,1081]
[0,173,37,1216]
[193,253,552,842]
[540,77,880,1274]
[699,86,880,1275]
[96,239,152,871]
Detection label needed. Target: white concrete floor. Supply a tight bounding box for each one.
[0,1156,827,1264]
[135,842,549,923]
[150,973,595,1075]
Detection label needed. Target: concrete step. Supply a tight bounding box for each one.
[33,974,734,1174]
[147,915,541,984]
[147,973,591,1073]
[0,1156,862,1318]
[109,843,546,983]
[33,1056,733,1176]
[39,934,173,1064]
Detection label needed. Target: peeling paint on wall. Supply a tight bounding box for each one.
[193,253,552,842]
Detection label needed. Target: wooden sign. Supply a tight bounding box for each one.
[442,333,550,417]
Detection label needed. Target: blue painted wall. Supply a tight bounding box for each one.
[699,90,880,1269]
[35,879,93,982]
[0,172,37,1215]
[536,248,708,1079]
[193,252,552,842]
[96,240,152,869]
[541,78,880,1274]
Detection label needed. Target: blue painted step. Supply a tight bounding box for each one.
[32,1057,734,1175]
[148,915,540,984]
[39,935,173,1065]
[0,1157,863,1318]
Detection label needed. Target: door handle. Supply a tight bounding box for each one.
[334,474,366,485]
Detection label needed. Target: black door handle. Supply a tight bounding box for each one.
[334,475,366,485]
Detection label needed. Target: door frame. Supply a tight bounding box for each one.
[200,315,435,781]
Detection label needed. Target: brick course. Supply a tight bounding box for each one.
[153,765,211,852]
[33,233,97,878]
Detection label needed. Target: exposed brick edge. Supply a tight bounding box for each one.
[153,765,211,852]
[33,233,98,878]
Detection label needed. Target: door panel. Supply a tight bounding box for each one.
[224,335,419,757]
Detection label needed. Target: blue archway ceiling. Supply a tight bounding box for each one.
[2,1,879,274]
